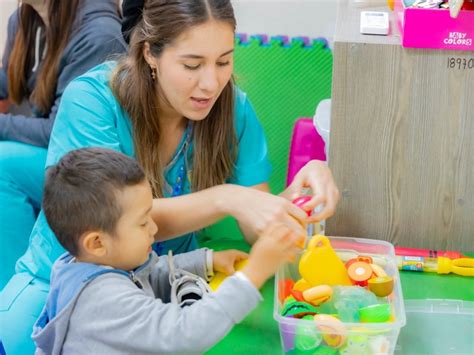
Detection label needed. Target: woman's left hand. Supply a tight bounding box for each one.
[212,249,248,275]
[283,160,340,223]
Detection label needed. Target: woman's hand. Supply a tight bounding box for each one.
[222,185,308,242]
[282,160,340,223]
[212,249,248,275]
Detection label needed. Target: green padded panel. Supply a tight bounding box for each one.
[198,35,333,244]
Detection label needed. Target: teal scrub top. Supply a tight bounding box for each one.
[17,62,272,281]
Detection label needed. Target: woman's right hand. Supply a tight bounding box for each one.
[221,185,308,242]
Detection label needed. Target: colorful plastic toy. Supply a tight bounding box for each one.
[347,261,373,286]
[359,304,391,323]
[293,278,312,291]
[208,259,248,291]
[368,276,394,297]
[290,289,306,302]
[369,263,388,278]
[438,256,474,276]
[299,235,352,287]
[339,334,369,355]
[278,279,295,303]
[302,285,333,306]
[313,314,347,348]
[397,255,474,276]
[282,300,319,318]
[295,315,323,351]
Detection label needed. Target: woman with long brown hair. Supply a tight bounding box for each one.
[0,1,338,353]
[0,0,126,353]
[0,0,126,288]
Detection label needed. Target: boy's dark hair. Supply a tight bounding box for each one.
[43,147,146,256]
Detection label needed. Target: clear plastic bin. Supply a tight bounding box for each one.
[395,299,474,354]
[274,236,406,354]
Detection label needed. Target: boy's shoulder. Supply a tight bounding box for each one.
[48,253,134,316]
[33,254,157,354]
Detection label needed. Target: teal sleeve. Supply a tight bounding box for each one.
[46,76,130,169]
[230,91,272,187]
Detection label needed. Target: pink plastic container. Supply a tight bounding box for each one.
[286,118,326,186]
[395,0,474,51]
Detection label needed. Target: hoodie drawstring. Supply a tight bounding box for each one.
[31,26,46,72]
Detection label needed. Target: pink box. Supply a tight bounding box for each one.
[395,0,474,51]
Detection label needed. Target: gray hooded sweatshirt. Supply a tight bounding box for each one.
[32,250,262,355]
[0,0,127,147]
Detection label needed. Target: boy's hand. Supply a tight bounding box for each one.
[213,249,248,275]
[242,224,304,289]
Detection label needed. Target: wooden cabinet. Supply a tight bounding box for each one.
[326,1,474,252]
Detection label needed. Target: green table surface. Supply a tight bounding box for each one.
[202,240,474,354]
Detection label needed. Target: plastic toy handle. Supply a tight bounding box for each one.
[307,235,330,250]
[437,257,474,277]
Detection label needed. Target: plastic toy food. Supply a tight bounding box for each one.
[302,285,333,306]
[347,261,373,286]
[295,315,323,351]
[369,263,388,277]
[313,314,347,348]
[282,300,319,318]
[278,279,295,303]
[299,235,352,286]
[359,304,391,323]
[293,278,312,291]
[368,276,394,297]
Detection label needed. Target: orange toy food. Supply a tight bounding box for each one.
[299,235,352,286]
[347,261,373,286]
[302,285,333,306]
[345,256,373,269]
[278,279,295,303]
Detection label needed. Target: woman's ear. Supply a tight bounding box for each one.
[143,42,154,66]
[81,231,109,257]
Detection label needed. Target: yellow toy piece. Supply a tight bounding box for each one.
[293,278,312,291]
[299,235,352,286]
[387,0,395,10]
[209,259,249,291]
[437,257,474,276]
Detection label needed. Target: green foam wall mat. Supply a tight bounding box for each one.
[198,34,333,244]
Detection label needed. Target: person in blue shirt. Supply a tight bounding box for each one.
[0,0,339,353]
[0,0,127,290]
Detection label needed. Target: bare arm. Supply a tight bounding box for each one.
[151,184,307,242]
[237,182,270,244]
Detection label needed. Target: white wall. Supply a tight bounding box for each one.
[0,0,17,58]
[0,0,338,58]
[232,0,338,47]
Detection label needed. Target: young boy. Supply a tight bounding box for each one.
[32,148,302,354]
